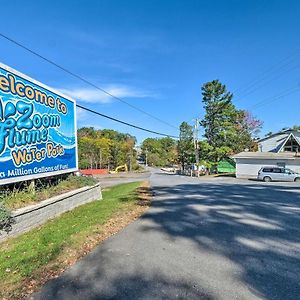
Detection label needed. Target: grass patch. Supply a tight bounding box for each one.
[1,175,98,210]
[0,181,149,299]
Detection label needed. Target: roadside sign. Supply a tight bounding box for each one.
[0,62,78,185]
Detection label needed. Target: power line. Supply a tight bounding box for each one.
[234,50,300,99]
[237,62,300,101]
[0,33,178,139]
[0,32,178,130]
[230,50,300,113]
[76,104,179,138]
[246,85,300,111]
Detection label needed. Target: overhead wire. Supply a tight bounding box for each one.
[0,32,178,130]
[0,32,179,138]
[232,50,300,113]
[3,32,298,133]
[246,85,300,111]
[237,63,300,101]
[76,104,178,138]
[234,49,300,99]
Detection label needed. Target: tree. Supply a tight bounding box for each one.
[141,137,177,167]
[292,125,300,131]
[235,110,263,152]
[77,127,137,170]
[178,122,194,170]
[200,80,237,165]
[95,138,111,168]
[200,80,263,170]
[78,136,98,169]
[78,127,97,138]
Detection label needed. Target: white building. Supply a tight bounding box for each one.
[233,130,300,179]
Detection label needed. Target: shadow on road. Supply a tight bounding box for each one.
[140,182,300,300]
[34,181,300,300]
[36,265,213,300]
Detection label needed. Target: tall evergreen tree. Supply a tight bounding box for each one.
[200,80,236,165]
[200,80,262,169]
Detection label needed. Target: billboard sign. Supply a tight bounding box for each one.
[0,63,78,185]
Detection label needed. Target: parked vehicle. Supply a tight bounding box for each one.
[161,167,175,173]
[257,167,300,182]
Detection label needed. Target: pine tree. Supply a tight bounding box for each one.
[200,80,236,165]
[200,80,262,169]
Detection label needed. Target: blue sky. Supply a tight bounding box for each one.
[1,0,300,143]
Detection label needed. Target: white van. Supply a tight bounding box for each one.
[257,167,300,182]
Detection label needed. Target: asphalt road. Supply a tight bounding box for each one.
[35,169,300,300]
[96,172,151,188]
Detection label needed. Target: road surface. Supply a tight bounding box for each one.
[96,171,151,188]
[35,169,300,299]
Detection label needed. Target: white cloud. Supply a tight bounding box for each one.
[59,85,155,104]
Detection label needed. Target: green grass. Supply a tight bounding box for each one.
[1,175,98,210]
[0,181,142,298]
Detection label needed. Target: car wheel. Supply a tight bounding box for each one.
[295,178,300,182]
[263,176,271,182]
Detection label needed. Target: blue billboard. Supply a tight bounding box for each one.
[0,63,78,185]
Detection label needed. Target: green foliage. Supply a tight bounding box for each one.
[235,110,262,152]
[1,175,98,210]
[141,137,177,167]
[178,122,194,170]
[201,80,237,155]
[199,80,262,169]
[292,125,300,131]
[0,182,141,298]
[78,127,137,170]
[0,203,14,234]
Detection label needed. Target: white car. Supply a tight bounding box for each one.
[161,167,175,173]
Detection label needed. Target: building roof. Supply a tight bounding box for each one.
[258,129,299,143]
[232,151,300,160]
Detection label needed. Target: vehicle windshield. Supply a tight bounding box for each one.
[285,168,295,174]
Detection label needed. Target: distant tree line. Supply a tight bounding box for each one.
[140,137,177,167]
[78,127,138,170]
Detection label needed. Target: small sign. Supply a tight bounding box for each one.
[0,62,78,185]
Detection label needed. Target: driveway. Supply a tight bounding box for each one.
[34,170,300,299]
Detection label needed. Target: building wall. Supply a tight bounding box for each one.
[0,183,102,241]
[236,158,300,179]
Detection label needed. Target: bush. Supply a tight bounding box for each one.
[1,174,98,210]
[0,203,14,234]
